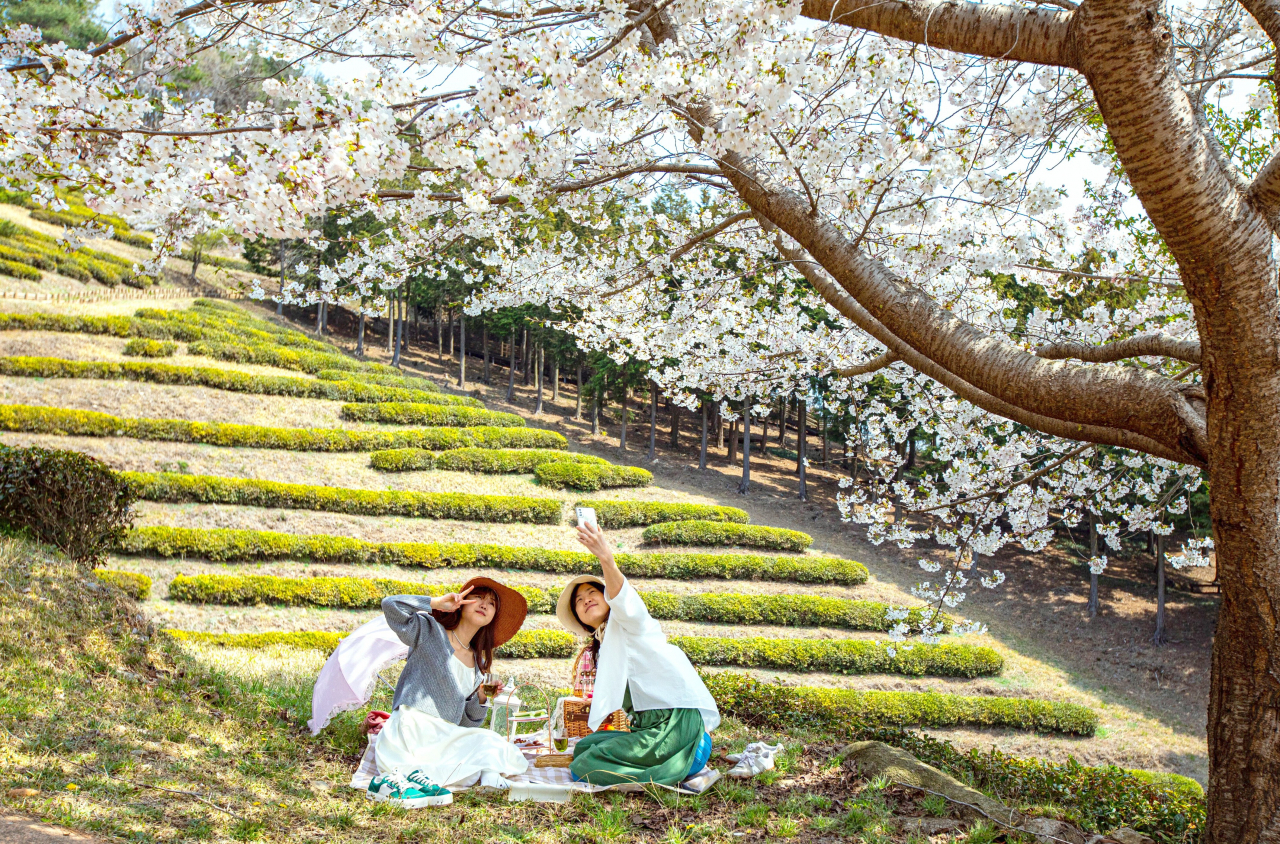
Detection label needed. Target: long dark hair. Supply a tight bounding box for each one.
[571,582,604,666]
[431,586,499,673]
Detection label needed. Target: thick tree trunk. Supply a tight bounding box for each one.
[521,330,530,385]
[356,308,365,357]
[591,386,600,436]
[552,357,560,403]
[728,419,737,462]
[699,400,708,470]
[315,300,324,335]
[1153,533,1167,646]
[738,406,751,495]
[717,409,725,450]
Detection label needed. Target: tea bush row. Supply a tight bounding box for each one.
[160,626,999,677]
[642,519,812,552]
[578,500,749,528]
[124,473,563,524]
[0,405,563,452]
[94,569,152,600]
[534,462,653,491]
[165,571,943,631]
[341,402,524,427]
[0,356,472,405]
[122,339,177,358]
[370,447,605,473]
[119,525,870,584]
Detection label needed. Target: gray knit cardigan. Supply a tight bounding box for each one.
[382,595,487,727]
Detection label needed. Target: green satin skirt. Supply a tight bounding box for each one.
[570,688,705,786]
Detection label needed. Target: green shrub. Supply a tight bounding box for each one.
[669,637,1002,678]
[118,526,868,585]
[156,624,993,677]
[317,370,441,392]
[0,445,135,568]
[643,520,812,552]
[341,402,525,427]
[582,500,750,528]
[370,447,595,473]
[0,243,55,270]
[123,472,563,524]
[0,405,567,453]
[122,338,177,358]
[0,259,41,280]
[705,674,1199,841]
[188,338,364,375]
[703,672,1097,736]
[163,570,939,631]
[535,462,653,491]
[94,569,152,599]
[0,356,456,405]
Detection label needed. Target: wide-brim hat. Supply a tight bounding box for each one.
[556,575,606,636]
[457,576,527,647]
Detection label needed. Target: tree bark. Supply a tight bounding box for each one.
[436,303,444,362]
[521,330,530,385]
[1087,512,1100,619]
[392,290,404,367]
[591,383,601,436]
[482,324,491,384]
[670,402,680,448]
[387,297,395,355]
[738,405,752,495]
[356,307,365,357]
[552,356,560,403]
[1153,533,1167,646]
[648,380,658,461]
[575,360,584,420]
[699,400,708,470]
[728,418,737,462]
[506,329,517,403]
[620,388,629,451]
[459,312,467,389]
[534,344,544,415]
[798,398,808,500]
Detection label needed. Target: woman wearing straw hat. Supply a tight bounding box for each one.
[558,522,719,787]
[364,577,530,808]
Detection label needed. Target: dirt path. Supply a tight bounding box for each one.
[0,813,104,844]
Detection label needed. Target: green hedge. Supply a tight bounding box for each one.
[0,258,41,280]
[163,627,579,659]
[581,500,750,528]
[643,520,812,552]
[124,472,563,524]
[341,402,525,427]
[671,637,1002,678]
[158,626,997,677]
[188,338,366,376]
[118,526,869,585]
[0,405,566,453]
[164,570,940,631]
[370,448,599,473]
[703,672,1098,736]
[535,462,653,491]
[316,370,440,391]
[123,339,177,358]
[0,311,205,340]
[0,356,467,405]
[94,569,152,600]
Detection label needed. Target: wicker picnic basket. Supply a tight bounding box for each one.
[563,648,629,737]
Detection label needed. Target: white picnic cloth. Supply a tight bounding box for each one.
[308,616,408,735]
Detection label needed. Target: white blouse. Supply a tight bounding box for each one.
[588,579,720,732]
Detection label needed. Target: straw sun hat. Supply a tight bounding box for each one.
[556,575,607,636]
[448,576,528,646]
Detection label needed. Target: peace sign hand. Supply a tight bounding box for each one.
[431,585,477,613]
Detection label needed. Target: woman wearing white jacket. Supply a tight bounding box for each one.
[558,522,719,786]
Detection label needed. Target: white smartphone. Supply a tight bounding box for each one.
[575,506,597,527]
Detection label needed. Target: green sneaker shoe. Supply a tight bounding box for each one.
[404,770,453,805]
[365,772,452,808]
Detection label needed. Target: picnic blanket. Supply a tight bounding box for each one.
[350,733,716,802]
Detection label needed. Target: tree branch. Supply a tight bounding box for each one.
[798,0,1079,68]
[1035,332,1201,364]
[669,210,752,260]
[836,350,899,377]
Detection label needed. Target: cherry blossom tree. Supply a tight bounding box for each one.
[4,0,1278,835]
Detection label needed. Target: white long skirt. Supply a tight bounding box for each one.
[375,705,529,788]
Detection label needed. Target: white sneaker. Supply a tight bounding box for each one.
[679,766,722,794]
[726,742,782,778]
